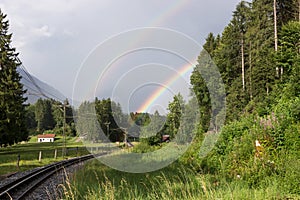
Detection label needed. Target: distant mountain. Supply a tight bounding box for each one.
[18,68,66,104]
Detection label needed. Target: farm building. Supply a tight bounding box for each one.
[37,134,56,142]
[162,135,170,142]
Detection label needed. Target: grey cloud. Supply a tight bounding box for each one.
[2,0,240,100]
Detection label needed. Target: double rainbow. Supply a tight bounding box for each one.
[136,63,194,113]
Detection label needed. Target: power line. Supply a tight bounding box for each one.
[0,35,65,103]
[19,66,65,102]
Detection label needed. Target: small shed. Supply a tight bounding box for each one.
[37,134,56,142]
[162,135,170,142]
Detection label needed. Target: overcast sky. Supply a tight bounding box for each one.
[1,0,241,112]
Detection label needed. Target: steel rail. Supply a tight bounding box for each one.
[0,153,105,200]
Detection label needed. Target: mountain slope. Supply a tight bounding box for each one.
[18,68,66,104]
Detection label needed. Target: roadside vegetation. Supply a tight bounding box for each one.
[63,95,300,199]
[63,159,298,200]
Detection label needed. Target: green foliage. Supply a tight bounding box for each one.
[132,141,161,153]
[32,98,74,135]
[190,50,213,132]
[140,111,165,145]
[95,98,126,142]
[76,101,101,142]
[139,94,186,146]
[276,0,299,26]
[275,21,300,99]
[179,125,205,170]
[200,95,300,192]
[164,93,185,138]
[35,99,55,132]
[76,98,127,143]
[25,104,37,135]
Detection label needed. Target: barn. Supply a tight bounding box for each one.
[37,134,56,142]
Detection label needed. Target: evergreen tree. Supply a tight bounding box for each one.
[76,101,101,142]
[52,100,64,128]
[276,21,300,97]
[0,10,28,146]
[276,21,300,80]
[276,0,299,26]
[95,98,125,142]
[247,0,276,102]
[35,99,55,132]
[212,2,251,121]
[164,93,185,138]
[203,33,217,55]
[191,34,226,130]
[140,111,165,145]
[64,99,74,125]
[25,104,37,133]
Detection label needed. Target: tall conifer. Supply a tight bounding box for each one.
[0,10,28,146]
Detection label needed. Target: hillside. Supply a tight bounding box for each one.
[18,68,66,104]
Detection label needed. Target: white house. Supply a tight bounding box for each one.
[37,134,56,142]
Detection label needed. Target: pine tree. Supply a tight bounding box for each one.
[276,0,299,26]
[246,0,276,101]
[95,98,125,142]
[140,110,165,145]
[215,1,251,121]
[164,93,185,138]
[234,1,251,91]
[276,21,300,96]
[0,10,28,146]
[76,101,101,142]
[35,99,55,132]
[190,60,211,131]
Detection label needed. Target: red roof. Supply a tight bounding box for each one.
[37,134,56,138]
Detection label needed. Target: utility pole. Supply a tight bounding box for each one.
[120,127,128,147]
[104,121,110,141]
[58,102,70,158]
[63,103,66,157]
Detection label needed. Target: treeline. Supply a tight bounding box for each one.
[25,98,75,136]
[75,94,191,145]
[191,0,300,130]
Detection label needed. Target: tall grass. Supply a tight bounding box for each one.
[63,160,298,200]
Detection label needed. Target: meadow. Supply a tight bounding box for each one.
[63,159,299,200]
[0,136,88,176]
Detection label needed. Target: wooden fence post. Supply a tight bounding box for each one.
[39,151,42,162]
[54,149,57,159]
[16,154,20,170]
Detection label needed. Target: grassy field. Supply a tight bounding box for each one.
[63,160,299,200]
[0,136,89,176]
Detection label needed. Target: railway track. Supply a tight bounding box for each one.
[0,153,104,200]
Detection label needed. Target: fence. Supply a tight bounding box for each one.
[0,147,89,170]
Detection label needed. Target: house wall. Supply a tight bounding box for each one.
[38,138,54,142]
